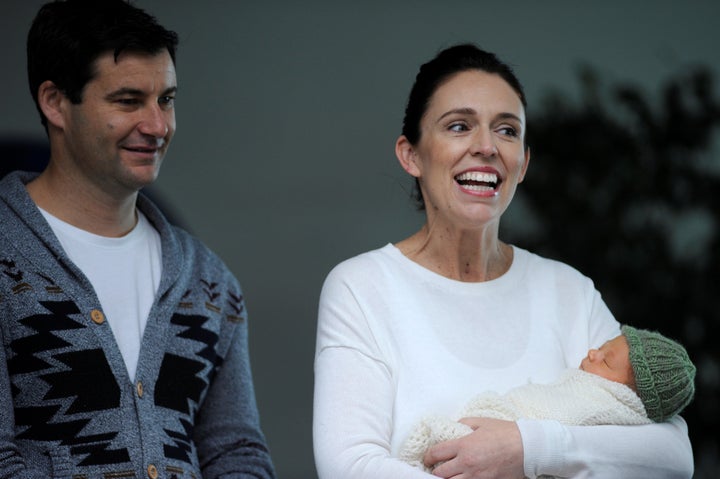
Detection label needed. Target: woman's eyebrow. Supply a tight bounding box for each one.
[495,112,523,124]
[436,109,524,125]
[437,107,476,122]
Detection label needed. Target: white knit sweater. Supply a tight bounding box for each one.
[314,243,693,478]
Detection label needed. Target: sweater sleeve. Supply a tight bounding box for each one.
[518,416,693,478]
[192,290,276,479]
[0,329,51,479]
[313,265,435,479]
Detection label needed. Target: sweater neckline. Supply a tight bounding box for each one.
[381,242,528,293]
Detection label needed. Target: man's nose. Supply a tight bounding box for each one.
[138,103,170,137]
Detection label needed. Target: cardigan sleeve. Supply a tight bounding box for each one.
[191,289,276,479]
[0,329,51,479]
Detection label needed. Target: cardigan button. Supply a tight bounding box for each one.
[136,381,144,398]
[90,309,105,324]
[147,463,158,479]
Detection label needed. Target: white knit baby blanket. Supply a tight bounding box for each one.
[399,368,651,472]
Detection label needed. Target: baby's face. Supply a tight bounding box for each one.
[579,335,635,389]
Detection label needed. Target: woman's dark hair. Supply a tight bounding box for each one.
[401,44,527,209]
[27,0,179,130]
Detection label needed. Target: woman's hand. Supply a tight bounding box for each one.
[423,417,524,479]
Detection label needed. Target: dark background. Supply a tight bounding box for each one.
[2,1,718,477]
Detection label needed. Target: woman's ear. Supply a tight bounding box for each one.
[518,146,531,184]
[395,135,421,178]
[37,80,67,130]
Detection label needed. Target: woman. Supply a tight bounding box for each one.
[313,44,693,478]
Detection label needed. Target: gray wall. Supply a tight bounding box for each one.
[2,2,718,477]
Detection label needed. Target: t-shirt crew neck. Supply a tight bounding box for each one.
[39,208,162,381]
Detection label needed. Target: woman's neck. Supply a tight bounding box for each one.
[395,222,513,282]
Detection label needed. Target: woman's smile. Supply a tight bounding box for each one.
[455,167,502,197]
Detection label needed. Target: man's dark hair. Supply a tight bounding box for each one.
[27,0,179,129]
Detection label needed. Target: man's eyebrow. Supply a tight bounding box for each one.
[105,87,145,100]
[161,86,178,96]
[105,86,177,100]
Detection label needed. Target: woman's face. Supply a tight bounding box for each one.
[397,70,529,230]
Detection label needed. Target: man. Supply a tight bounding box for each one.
[0,1,276,477]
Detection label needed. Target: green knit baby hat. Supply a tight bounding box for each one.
[621,325,696,422]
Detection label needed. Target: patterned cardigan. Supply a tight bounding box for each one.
[0,171,276,479]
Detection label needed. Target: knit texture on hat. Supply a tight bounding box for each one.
[622,325,696,422]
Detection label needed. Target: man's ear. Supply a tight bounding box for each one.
[37,80,67,129]
[395,135,421,178]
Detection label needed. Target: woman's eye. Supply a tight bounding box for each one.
[498,126,518,137]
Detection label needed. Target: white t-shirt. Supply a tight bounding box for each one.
[313,244,693,478]
[40,209,162,381]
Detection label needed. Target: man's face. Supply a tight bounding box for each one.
[59,49,177,197]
